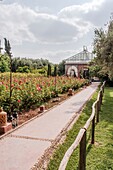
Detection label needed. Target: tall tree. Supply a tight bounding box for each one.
[58,60,65,75]
[93,16,113,80]
[53,64,57,76]
[4,38,13,119]
[47,64,51,77]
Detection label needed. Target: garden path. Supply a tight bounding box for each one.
[0,82,99,170]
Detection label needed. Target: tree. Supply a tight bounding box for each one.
[16,66,30,73]
[47,64,51,77]
[11,57,52,73]
[93,15,113,80]
[4,38,13,119]
[0,54,10,72]
[58,60,65,75]
[53,65,57,76]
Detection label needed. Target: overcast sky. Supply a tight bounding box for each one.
[0,0,113,63]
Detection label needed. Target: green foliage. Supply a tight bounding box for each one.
[86,87,113,169]
[53,65,57,76]
[37,67,47,76]
[93,16,113,80]
[89,60,101,78]
[0,73,88,113]
[47,64,51,76]
[0,54,10,72]
[58,60,65,75]
[2,38,52,74]
[1,51,71,77]
[4,38,11,56]
[16,66,30,73]
[11,57,51,73]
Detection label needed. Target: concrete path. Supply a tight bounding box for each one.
[0,82,99,170]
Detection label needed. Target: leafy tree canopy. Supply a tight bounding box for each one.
[0,54,10,72]
[93,15,113,80]
[58,60,65,75]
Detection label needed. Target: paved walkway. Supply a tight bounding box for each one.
[0,82,99,170]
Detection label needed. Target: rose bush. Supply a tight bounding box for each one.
[0,73,89,113]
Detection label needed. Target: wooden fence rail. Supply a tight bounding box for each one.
[58,81,106,170]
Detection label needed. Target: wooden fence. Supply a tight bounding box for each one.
[58,81,106,170]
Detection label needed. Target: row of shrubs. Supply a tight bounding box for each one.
[0,73,89,115]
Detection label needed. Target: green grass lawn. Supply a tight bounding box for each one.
[47,87,113,170]
[86,87,113,170]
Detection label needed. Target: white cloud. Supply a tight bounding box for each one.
[58,0,105,17]
[0,3,80,45]
[58,0,112,28]
[0,0,103,45]
[0,3,37,44]
[0,0,113,63]
[35,6,53,14]
[29,15,80,44]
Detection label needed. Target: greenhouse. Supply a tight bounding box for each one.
[65,46,94,77]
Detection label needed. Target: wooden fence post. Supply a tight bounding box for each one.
[91,116,95,144]
[79,130,86,170]
[96,101,99,123]
[98,94,101,111]
[100,91,102,105]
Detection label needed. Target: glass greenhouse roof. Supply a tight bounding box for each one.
[65,47,94,64]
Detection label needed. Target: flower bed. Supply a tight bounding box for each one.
[0,73,89,114]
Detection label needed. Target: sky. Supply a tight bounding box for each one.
[0,0,113,63]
